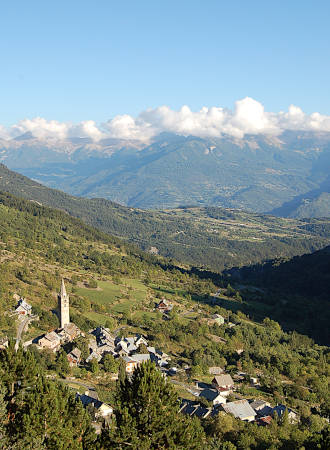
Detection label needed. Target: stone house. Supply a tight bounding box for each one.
[67,347,82,367]
[76,393,113,419]
[15,299,32,315]
[212,374,234,396]
[222,400,256,422]
[199,389,227,406]
[156,299,173,313]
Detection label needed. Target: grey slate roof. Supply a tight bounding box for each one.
[130,354,150,363]
[199,389,222,402]
[222,400,256,420]
[213,374,234,387]
[209,366,224,375]
[250,400,272,416]
[69,347,81,359]
[16,299,32,312]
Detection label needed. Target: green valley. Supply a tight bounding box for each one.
[0,164,329,272]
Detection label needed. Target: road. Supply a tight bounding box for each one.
[57,378,97,395]
[15,316,32,350]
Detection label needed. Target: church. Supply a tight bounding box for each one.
[37,279,82,351]
[58,278,70,328]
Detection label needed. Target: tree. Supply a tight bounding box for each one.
[10,377,95,449]
[117,359,127,386]
[89,358,99,374]
[102,354,119,373]
[0,341,38,397]
[0,381,8,446]
[101,361,205,449]
[138,343,149,354]
[56,349,70,377]
[73,336,90,361]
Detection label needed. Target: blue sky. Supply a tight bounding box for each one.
[1,0,330,125]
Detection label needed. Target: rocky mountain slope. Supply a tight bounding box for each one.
[1,131,329,216]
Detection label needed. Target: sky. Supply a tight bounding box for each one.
[1,0,330,133]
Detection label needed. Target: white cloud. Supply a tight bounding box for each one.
[69,120,105,141]
[1,98,330,142]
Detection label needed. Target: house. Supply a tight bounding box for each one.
[148,347,171,367]
[0,338,8,350]
[76,393,113,419]
[130,354,150,364]
[122,356,139,373]
[209,366,224,375]
[116,338,138,355]
[272,405,299,423]
[123,354,150,373]
[212,374,234,396]
[134,335,148,348]
[250,377,260,386]
[67,347,82,366]
[257,416,272,426]
[57,322,82,343]
[199,389,227,406]
[86,351,102,363]
[250,400,272,417]
[222,400,256,422]
[37,322,83,353]
[38,331,61,352]
[92,327,116,351]
[211,314,225,325]
[194,406,212,419]
[115,335,148,356]
[90,327,117,357]
[15,299,32,316]
[156,299,173,313]
[180,400,211,419]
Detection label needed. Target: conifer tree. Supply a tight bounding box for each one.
[117,359,127,386]
[56,349,70,377]
[0,341,38,397]
[0,381,8,447]
[10,377,95,449]
[101,361,205,449]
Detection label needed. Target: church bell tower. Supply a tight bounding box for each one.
[58,279,70,328]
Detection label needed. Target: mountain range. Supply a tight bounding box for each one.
[1,130,329,217]
[0,164,329,272]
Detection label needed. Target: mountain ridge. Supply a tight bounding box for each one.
[0,163,329,272]
[1,130,329,216]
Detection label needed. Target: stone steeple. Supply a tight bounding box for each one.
[58,279,70,328]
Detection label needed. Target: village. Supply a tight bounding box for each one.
[1,280,299,430]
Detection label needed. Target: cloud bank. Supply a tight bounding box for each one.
[1,97,330,142]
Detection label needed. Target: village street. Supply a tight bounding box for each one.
[15,316,33,350]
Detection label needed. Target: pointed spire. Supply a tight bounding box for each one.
[60,278,67,297]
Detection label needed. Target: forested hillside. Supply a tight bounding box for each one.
[0,192,329,448]
[224,246,330,344]
[0,164,329,272]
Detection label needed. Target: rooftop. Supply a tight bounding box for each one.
[222,400,256,420]
[213,374,234,387]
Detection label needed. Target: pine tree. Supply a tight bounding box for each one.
[101,361,205,449]
[0,341,38,397]
[0,381,8,448]
[56,349,70,377]
[117,359,127,386]
[10,377,95,449]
